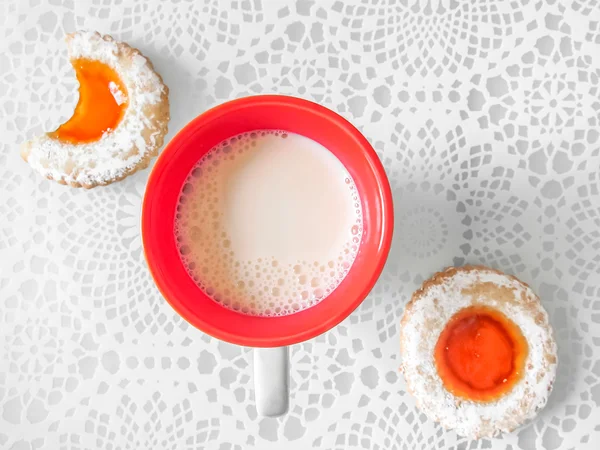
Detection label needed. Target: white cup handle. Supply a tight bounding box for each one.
[253,346,289,416]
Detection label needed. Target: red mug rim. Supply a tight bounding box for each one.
[142,95,393,347]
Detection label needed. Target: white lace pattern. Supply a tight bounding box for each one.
[1,0,599,448]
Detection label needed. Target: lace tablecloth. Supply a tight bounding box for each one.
[1,0,599,448]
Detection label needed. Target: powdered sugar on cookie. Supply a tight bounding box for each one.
[109,81,127,106]
[21,31,169,188]
[400,266,557,439]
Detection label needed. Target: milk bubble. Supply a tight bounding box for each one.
[174,130,363,317]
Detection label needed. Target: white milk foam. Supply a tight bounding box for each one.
[174,130,363,316]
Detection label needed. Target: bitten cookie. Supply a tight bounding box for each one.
[21,31,170,188]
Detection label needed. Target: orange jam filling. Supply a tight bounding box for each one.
[434,305,528,402]
[50,58,128,144]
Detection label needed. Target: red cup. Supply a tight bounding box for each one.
[142,95,393,348]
